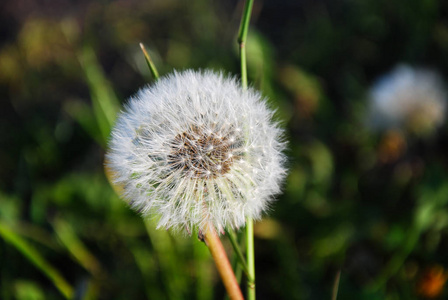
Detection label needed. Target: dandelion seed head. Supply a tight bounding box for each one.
[107,69,286,234]
[368,65,447,135]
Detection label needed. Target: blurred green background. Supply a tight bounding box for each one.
[2,0,448,299]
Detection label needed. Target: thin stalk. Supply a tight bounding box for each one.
[239,46,248,90]
[203,224,244,300]
[245,218,255,300]
[238,0,256,299]
[234,254,244,285]
[238,0,254,90]
[331,269,341,300]
[226,228,251,279]
[140,43,160,80]
[225,249,244,300]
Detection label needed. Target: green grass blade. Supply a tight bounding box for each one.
[53,218,102,276]
[139,43,160,80]
[143,219,185,299]
[64,100,104,146]
[226,228,250,279]
[332,270,341,300]
[193,239,213,300]
[127,240,164,300]
[0,222,73,299]
[77,45,120,145]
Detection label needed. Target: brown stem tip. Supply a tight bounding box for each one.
[203,224,244,300]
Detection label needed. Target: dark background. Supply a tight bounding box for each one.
[1,0,448,299]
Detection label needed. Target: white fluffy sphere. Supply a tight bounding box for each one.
[369,65,447,135]
[107,70,286,234]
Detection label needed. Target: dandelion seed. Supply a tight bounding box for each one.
[368,65,447,135]
[107,70,286,234]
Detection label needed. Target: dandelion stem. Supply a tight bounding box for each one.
[238,0,254,90]
[245,217,256,300]
[225,238,243,300]
[202,224,244,300]
[238,0,256,299]
[226,228,251,280]
[139,42,160,80]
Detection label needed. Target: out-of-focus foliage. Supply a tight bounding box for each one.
[1,0,448,299]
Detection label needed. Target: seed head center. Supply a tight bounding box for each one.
[169,127,236,178]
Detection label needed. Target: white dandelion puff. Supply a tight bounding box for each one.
[106,69,286,234]
[368,65,447,135]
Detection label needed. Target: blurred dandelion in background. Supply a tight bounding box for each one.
[107,69,286,235]
[368,65,447,136]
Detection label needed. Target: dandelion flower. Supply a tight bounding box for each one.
[368,65,447,135]
[107,70,286,234]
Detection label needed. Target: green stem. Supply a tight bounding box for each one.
[140,43,160,80]
[240,48,248,89]
[238,0,254,90]
[238,0,256,298]
[246,217,256,300]
[226,228,251,279]
[234,254,244,285]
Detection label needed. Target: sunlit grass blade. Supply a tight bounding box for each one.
[61,19,119,146]
[14,281,45,300]
[140,43,160,80]
[126,240,164,300]
[53,218,102,276]
[77,45,120,146]
[0,222,73,299]
[192,239,214,300]
[143,219,185,299]
[332,269,341,300]
[14,222,61,251]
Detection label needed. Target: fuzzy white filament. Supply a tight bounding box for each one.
[107,70,286,234]
[368,65,447,134]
